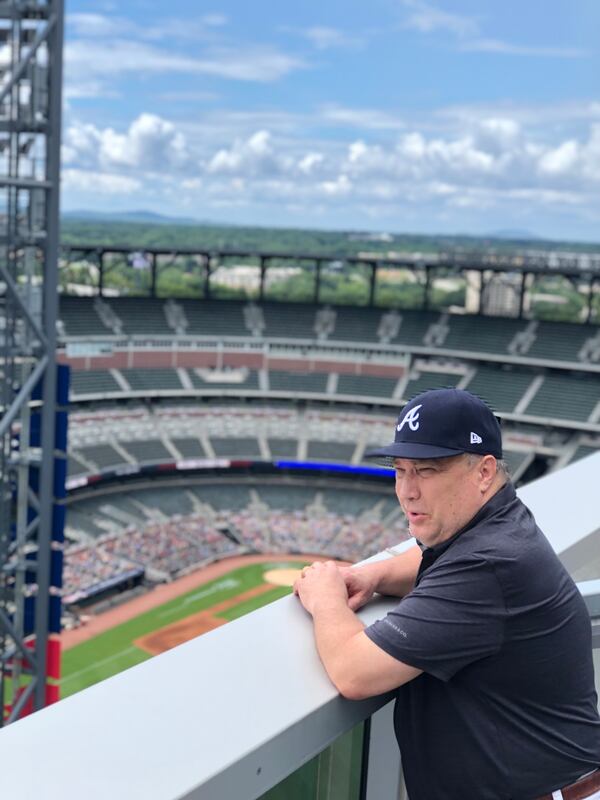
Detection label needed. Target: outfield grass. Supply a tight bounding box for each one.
[60,561,305,698]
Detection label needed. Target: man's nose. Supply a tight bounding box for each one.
[396,472,420,501]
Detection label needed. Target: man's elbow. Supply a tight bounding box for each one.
[334,674,377,701]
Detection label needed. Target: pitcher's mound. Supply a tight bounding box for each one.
[264,568,303,587]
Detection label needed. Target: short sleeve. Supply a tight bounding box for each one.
[365,556,506,681]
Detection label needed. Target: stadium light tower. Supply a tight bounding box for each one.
[0,0,65,724]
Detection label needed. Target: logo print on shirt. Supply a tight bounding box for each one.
[470,431,483,444]
[397,404,423,432]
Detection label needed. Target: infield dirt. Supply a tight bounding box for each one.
[134,584,274,655]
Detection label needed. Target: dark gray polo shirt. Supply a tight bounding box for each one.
[365,483,600,800]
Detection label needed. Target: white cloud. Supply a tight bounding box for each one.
[67,12,129,38]
[64,8,309,116]
[348,141,369,163]
[142,16,230,43]
[64,14,305,103]
[400,2,588,61]
[399,132,426,159]
[102,114,189,170]
[157,90,218,103]
[63,113,191,173]
[62,168,141,194]
[298,152,324,174]
[357,131,499,179]
[64,80,118,100]
[539,140,579,175]
[434,101,600,134]
[401,0,478,37]
[478,118,520,145]
[65,39,305,83]
[206,130,290,177]
[320,174,352,196]
[300,26,364,50]
[320,105,406,131]
[504,188,583,205]
[62,122,102,165]
[68,11,228,42]
[181,177,203,190]
[60,105,600,235]
[200,47,306,82]
[462,38,589,59]
[581,124,600,180]
[344,140,394,177]
[201,14,228,27]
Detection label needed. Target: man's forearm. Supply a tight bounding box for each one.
[297,560,423,699]
[356,544,422,597]
[310,589,421,699]
[311,594,365,695]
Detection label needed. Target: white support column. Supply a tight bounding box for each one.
[110,368,131,392]
[177,367,193,390]
[258,435,271,460]
[108,438,138,465]
[161,435,183,461]
[514,374,544,415]
[326,372,339,395]
[200,434,216,459]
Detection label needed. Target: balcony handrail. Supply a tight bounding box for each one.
[0,457,599,799]
[0,548,405,800]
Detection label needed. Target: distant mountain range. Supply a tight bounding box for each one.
[486,229,540,241]
[62,210,545,243]
[62,209,205,226]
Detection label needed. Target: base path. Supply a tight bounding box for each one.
[135,584,275,655]
[61,552,334,650]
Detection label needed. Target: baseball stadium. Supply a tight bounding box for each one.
[1,3,600,799]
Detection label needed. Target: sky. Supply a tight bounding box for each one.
[61,0,600,241]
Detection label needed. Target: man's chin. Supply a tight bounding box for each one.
[408,517,429,533]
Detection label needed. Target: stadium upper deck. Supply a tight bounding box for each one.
[59,296,600,368]
[60,248,600,488]
[58,297,600,424]
[51,248,600,616]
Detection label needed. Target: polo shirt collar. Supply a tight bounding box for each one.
[416,481,516,570]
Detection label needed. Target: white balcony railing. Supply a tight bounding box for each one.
[0,455,599,799]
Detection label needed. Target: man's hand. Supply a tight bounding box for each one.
[294,561,349,616]
[294,560,422,700]
[338,566,379,611]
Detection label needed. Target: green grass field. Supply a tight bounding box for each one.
[60,560,305,698]
[59,558,366,800]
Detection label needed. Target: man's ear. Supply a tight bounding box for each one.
[478,455,498,492]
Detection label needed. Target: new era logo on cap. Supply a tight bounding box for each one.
[470,432,483,444]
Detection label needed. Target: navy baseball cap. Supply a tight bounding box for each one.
[366,388,503,462]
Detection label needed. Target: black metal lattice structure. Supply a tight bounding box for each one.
[0,0,64,724]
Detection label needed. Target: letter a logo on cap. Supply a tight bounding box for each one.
[397,404,423,432]
[470,431,483,444]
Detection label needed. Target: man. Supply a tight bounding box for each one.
[294,388,600,800]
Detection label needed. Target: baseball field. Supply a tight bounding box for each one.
[60,555,312,699]
[57,553,365,800]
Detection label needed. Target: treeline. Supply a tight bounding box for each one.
[59,219,600,323]
[61,219,595,257]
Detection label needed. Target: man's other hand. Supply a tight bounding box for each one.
[339,566,378,611]
[293,561,349,616]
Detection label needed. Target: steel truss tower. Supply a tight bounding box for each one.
[0,0,64,724]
